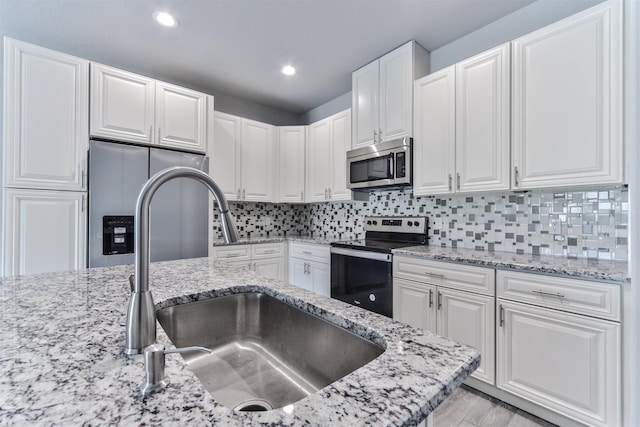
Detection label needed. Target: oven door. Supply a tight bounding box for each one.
[330,247,393,318]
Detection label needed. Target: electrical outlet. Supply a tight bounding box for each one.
[549,219,561,234]
[264,216,272,226]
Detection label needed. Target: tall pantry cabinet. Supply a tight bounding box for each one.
[2,38,88,276]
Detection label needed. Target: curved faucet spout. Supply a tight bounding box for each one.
[125,166,239,355]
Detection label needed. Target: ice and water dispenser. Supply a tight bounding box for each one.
[102,216,134,255]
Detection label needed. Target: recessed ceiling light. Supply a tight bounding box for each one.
[153,11,178,27]
[281,65,296,76]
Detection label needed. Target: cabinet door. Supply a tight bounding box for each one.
[393,278,437,333]
[497,300,620,427]
[512,1,622,189]
[4,39,89,191]
[437,288,495,385]
[328,110,352,201]
[379,42,413,143]
[278,126,306,203]
[3,189,86,276]
[413,67,456,196]
[211,112,242,201]
[306,119,330,202]
[90,63,154,144]
[155,82,207,152]
[288,258,312,292]
[241,119,274,202]
[310,261,330,297]
[254,257,286,282]
[351,60,379,147]
[455,43,510,193]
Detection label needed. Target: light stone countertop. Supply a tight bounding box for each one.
[0,257,479,426]
[214,236,629,283]
[392,246,630,284]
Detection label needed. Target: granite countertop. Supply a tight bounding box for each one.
[0,258,479,426]
[214,237,629,284]
[393,246,630,284]
[211,235,343,246]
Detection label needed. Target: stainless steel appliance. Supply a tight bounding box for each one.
[346,137,412,190]
[88,140,210,267]
[330,216,428,317]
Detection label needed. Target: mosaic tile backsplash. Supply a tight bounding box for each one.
[213,186,628,261]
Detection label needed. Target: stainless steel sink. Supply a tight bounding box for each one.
[157,292,385,411]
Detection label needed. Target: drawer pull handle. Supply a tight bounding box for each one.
[262,250,276,254]
[302,251,313,255]
[423,272,445,280]
[225,253,241,258]
[531,290,566,298]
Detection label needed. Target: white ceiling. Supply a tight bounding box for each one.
[0,0,597,115]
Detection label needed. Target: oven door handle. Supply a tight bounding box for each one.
[330,247,392,262]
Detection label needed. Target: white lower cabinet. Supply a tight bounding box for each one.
[3,188,86,276]
[210,242,286,282]
[496,270,621,427]
[393,256,495,385]
[288,242,330,296]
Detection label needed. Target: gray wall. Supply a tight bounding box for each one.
[211,90,302,126]
[429,0,604,71]
[299,92,352,124]
[299,0,606,125]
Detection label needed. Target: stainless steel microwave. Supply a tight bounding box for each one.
[346,137,412,190]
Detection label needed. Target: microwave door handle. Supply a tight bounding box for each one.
[388,154,394,178]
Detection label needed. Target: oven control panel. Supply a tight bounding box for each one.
[364,216,427,234]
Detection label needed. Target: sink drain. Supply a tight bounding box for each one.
[234,399,273,412]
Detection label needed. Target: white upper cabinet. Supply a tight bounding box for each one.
[455,43,510,193]
[211,112,275,202]
[511,0,622,189]
[3,38,89,191]
[352,41,429,148]
[306,109,351,202]
[155,82,207,152]
[413,66,456,195]
[278,126,306,203]
[90,63,209,152]
[413,43,510,196]
[352,61,379,147]
[241,118,275,202]
[90,63,154,144]
[211,112,242,200]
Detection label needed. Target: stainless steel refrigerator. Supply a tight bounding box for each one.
[88,140,209,268]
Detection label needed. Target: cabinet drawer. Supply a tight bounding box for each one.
[289,242,330,264]
[497,270,620,321]
[251,242,285,259]
[211,245,251,261]
[393,256,495,296]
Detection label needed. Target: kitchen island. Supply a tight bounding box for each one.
[0,257,479,426]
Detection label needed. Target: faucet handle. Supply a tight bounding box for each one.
[140,344,212,396]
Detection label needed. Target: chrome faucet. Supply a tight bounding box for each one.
[124,166,239,355]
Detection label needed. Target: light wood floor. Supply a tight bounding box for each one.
[433,385,558,427]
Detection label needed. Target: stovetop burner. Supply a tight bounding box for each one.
[330,216,428,253]
[331,239,423,253]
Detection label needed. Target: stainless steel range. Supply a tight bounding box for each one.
[330,216,428,318]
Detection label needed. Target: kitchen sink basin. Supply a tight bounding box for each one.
[156,292,385,411]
